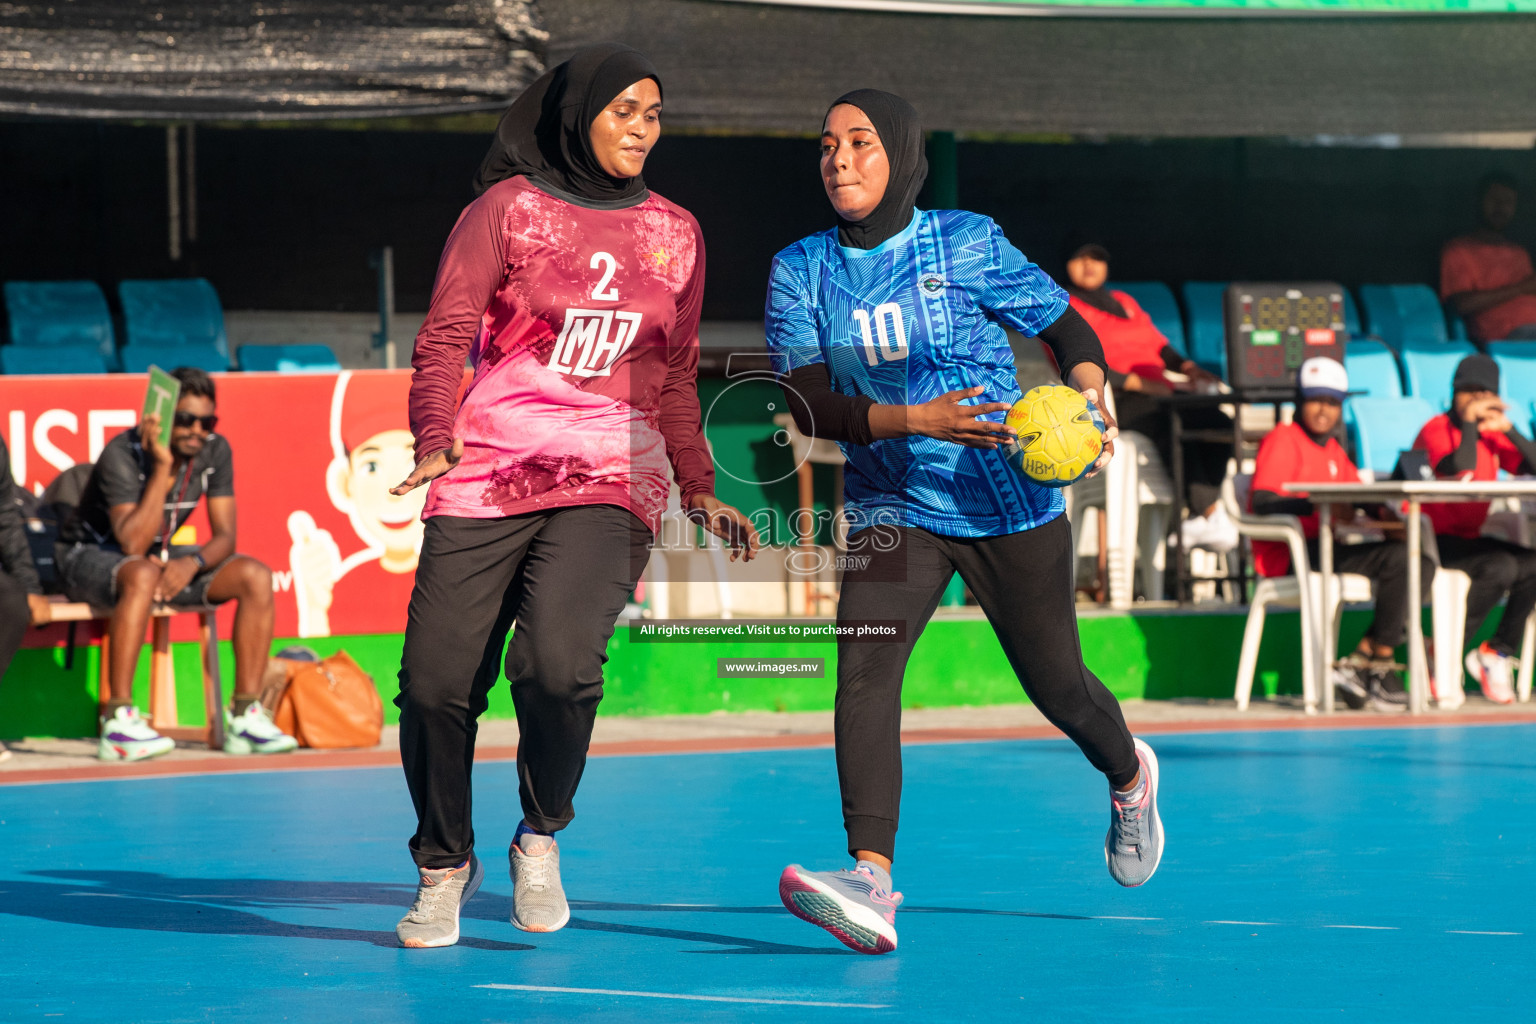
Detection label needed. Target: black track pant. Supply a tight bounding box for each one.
[1437,535,1536,655]
[0,569,29,683]
[834,513,1139,862]
[397,505,652,869]
[1305,538,1435,650]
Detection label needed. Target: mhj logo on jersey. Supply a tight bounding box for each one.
[550,309,644,377]
[920,275,946,295]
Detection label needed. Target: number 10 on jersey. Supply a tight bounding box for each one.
[854,303,909,366]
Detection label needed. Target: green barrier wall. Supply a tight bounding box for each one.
[1,606,1501,739]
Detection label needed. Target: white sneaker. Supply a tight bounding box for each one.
[224,701,299,754]
[1464,643,1516,705]
[1181,504,1239,554]
[98,705,176,762]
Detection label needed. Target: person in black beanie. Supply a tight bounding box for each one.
[1413,354,1536,703]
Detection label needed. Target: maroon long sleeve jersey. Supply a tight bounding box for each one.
[410,175,715,532]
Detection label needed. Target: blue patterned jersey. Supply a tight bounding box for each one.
[765,209,1068,538]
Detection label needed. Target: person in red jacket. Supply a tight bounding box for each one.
[1440,173,1536,345]
[1413,354,1536,703]
[1249,358,1432,709]
[388,44,759,949]
[1064,242,1235,556]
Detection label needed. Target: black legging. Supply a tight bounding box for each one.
[396,505,653,869]
[833,512,1139,862]
[1437,535,1536,655]
[0,569,28,683]
[1305,538,1435,651]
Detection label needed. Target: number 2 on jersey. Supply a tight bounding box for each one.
[854,303,909,366]
[590,251,619,301]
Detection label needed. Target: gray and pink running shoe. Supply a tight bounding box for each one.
[1106,736,1165,887]
[779,862,903,954]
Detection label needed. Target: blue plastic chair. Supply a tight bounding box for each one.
[1488,340,1536,418]
[1180,281,1229,379]
[1447,308,1470,343]
[1357,284,1448,351]
[120,343,230,374]
[1113,281,1186,352]
[3,281,116,366]
[1342,290,1363,338]
[237,344,342,373]
[0,344,110,375]
[1343,339,1404,399]
[118,279,229,360]
[1344,396,1439,477]
[1400,340,1478,407]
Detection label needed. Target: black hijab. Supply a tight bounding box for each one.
[473,43,661,205]
[827,89,928,250]
[1062,239,1129,319]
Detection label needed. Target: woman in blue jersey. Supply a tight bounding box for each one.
[768,90,1164,955]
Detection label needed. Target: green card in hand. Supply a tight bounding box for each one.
[142,366,180,450]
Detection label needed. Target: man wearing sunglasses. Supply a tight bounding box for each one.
[58,366,296,761]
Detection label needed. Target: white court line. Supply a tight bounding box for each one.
[1205,920,1277,926]
[476,984,889,1009]
[1447,930,1522,936]
[1324,925,1398,931]
[1092,915,1162,921]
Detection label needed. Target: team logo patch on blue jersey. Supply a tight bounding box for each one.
[920,274,945,295]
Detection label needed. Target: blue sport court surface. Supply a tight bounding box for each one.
[3,723,1533,1022]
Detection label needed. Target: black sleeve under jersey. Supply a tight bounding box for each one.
[1251,489,1315,517]
[1436,419,1482,476]
[1037,306,1108,384]
[1506,426,1536,475]
[780,364,876,446]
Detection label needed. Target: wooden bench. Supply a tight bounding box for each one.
[46,597,226,749]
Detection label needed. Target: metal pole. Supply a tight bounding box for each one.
[166,126,181,263]
[372,246,397,369]
[185,123,197,243]
[1407,499,1424,713]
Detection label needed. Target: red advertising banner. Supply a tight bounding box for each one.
[4,371,420,644]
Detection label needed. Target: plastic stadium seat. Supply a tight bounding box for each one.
[1488,341,1536,421]
[3,281,116,366]
[118,278,229,360]
[1447,308,1470,342]
[1344,396,1439,476]
[237,344,343,373]
[1113,281,1186,351]
[1357,284,1448,350]
[1180,281,1229,378]
[1400,340,1477,406]
[0,344,109,375]
[1343,339,1404,399]
[1343,290,1363,338]
[120,343,230,374]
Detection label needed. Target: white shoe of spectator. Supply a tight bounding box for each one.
[1181,503,1239,554]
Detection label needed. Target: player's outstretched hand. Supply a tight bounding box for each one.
[687,494,762,562]
[911,386,1014,449]
[1078,388,1119,478]
[392,438,463,495]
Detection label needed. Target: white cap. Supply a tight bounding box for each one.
[1297,357,1349,400]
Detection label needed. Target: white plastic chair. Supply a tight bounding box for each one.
[1066,384,1177,608]
[645,468,734,619]
[1224,473,1372,714]
[1426,564,1536,706]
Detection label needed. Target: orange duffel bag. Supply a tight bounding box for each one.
[258,650,383,749]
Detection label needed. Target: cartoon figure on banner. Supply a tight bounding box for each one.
[288,371,424,637]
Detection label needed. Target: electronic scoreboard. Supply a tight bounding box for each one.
[1223,282,1348,397]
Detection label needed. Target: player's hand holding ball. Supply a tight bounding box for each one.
[1003,384,1109,487]
[907,385,1015,449]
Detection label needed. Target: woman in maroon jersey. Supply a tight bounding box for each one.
[389,43,758,949]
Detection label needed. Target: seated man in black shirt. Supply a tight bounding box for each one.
[57,367,296,762]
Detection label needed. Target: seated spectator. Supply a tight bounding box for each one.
[56,367,297,762]
[1413,354,1536,703]
[1250,358,1432,710]
[1441,172,1536,344]
[2,434,53,762]
[1063,241,1236,555]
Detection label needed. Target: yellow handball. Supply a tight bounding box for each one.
[1003,384,1105,487]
